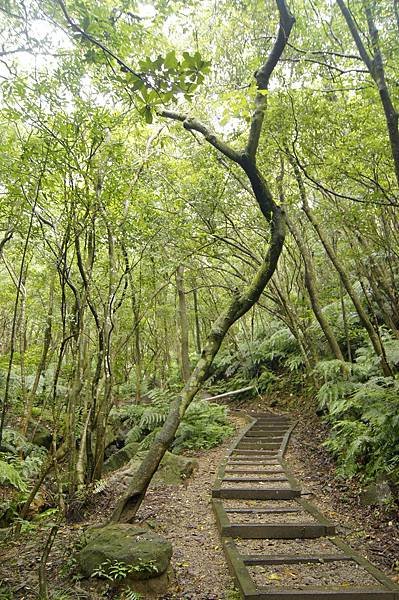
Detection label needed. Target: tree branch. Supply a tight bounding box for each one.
[159,110,243,164]
[55,0,146,86]
[245,0,295,159]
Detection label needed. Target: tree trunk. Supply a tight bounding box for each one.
[302,204,392,376]
[110,207,285,523]
[286,215,345,362]
[193,286,201,354]
[22,274,55,435]
[176,265,191,382]
[337,0,399,187]
[109,0,294,524]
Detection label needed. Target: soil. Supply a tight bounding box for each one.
[234,537,346,555]
[0,412,247,600]
[220,480,290,489]
[1,400,398,598]
[248,561,381,589]
[283,405,399,576]
[239,396,399,580]
[225,510,316,524]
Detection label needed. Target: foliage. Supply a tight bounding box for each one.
[315,344,399,483]
[174,400,234,451]
[119,590,143,600]
[112,392,234,452]
[0,460,27,492]
[91,558,158,581]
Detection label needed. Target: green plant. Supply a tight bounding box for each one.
[119,589,143,600]
[0,460,27,492]
[0,584,14,600]
[315,346,399,484]
[112,392,234,453]
[225,586,241,600]
[91,558,158,581]
[174,400,234,451]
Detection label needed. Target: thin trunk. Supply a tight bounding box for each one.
[286,216,345,361]
[272,280,313,371]
[287,154,392,375]
[337,0,399,186]
[0,214,34,445]
[339,280,352,363]
[302,204,392,375]
[176,265,191,382]
[22,274,55,435]
[111,207,285,523]
[193,287,201,354]
[110,0,293,524]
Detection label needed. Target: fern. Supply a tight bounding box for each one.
[313,359,352,382]
[317,379,355,409]
[320,367,399,483]
[139,408,168,430]
[173,400,233,451]
[121,590,143,600]
[93,479,108,494]
[0,460,27,492]
[285,353,305,372]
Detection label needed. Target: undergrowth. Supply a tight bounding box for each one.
[111,389,234,453]
[200,320,399,487]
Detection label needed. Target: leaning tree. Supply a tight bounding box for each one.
[54,0,295,522]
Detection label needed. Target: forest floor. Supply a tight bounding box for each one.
[0,399,398,599]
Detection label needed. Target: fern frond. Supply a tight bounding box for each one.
[0,460,27,492]
[93,478,108,494]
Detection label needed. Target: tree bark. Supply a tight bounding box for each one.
[301,200,392,376]
[286,216,345,362]
[337,0,399,187]
[109,0,294,523]
[176,265,191,382]
[111,207,285,523]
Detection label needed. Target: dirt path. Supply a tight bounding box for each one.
[1,405,397,599]
[136,441,238,599]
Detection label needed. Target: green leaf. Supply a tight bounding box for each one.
[144,106,153,124]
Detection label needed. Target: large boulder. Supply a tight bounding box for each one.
[103,442,140,473]
[124,451,198,486]
[78,524,172,580]
[29,424,53,449]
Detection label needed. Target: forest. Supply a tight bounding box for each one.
[0,0,398,599]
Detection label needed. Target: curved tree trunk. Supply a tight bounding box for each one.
[109,0,294,523]
[111,208,285,523]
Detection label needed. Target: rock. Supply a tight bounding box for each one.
[30,424,53,449]
[119,565,176,598]
[78,524,172,579]
[360,480,393,506]
[125,451,198,486]
[103,442,140,473]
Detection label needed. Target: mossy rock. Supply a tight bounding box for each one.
[31,424,53,449]
[103,442,140,473]
[78,524,172,580]
[125,451,198,486]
